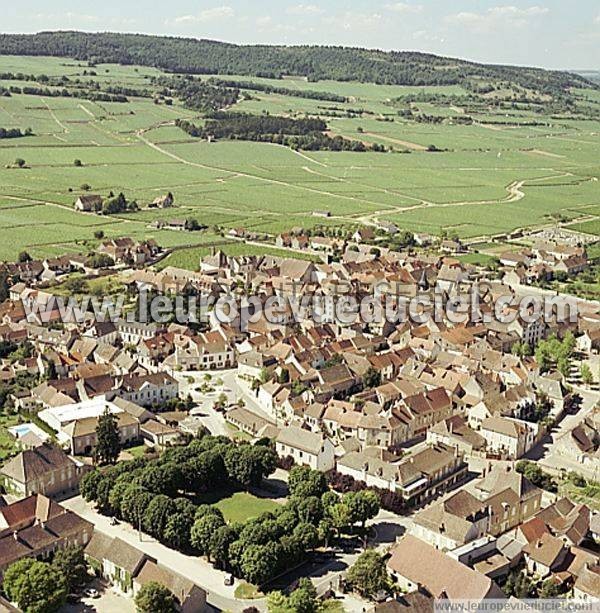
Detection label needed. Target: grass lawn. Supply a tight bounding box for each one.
[125,444,148,459]
[225,422,253,442]
[234,582,264,600]
[456,252,498,266]
[559,478,600,511]
[0,412,22,461]
[214,491,281,523]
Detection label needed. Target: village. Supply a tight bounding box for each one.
[0,218,598,613]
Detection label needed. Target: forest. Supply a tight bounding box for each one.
[0,31,595,96]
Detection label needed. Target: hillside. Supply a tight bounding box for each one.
[0,31,594,96]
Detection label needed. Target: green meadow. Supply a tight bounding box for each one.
[0,55,598,263]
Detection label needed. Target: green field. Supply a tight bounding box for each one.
[214,492,281,523]
[0,54,598,264]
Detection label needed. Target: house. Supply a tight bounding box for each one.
[574,563,600,600]
[0,443,85,499]
[275,425,335,471]
[226,407,270,437]
[523,533,569,578]
[85,532,151,596]
[118,372,179,407]
[74,194,103,212]
[133,559,207,612]
[387,535,505,604]
[473,464,543,536]
[352,227,375,243]
[411,490,490,550]
[0,494,93,573]
[151,193,174,208]
[337,444,467,507]
[63,413,140,456]
[427,415,486,456]
[479,416,533,459]
[140,420,181,448]
[535,498,590,546]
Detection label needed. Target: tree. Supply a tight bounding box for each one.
[134,581,177,613]
[17,250,32,262]
[328,501,353,536]
[318,518,335,547]
[288,466,328,499]
[224,444,277,488]
[4,558,68,613]
[267,590,295,613]
[93,229,104,239]
[539,578,561,598]
[240,542,281,585]
[362,367,382,389]
[142,495,177,540]
[345,490,380,528]
[347,549,390,598]
[292,522,319,551]
[288,578,319,613]
[209,524,239,569]
[581,363,594,386]
[93,408,121,465]
[79,469,104,501]
[73,158,83,167]
[51,546,88,593]
[191,513,226,556]
[14,157,26,168]
[163,512,193,551]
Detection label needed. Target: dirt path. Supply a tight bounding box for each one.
[41,98,69,134]
[361,131,428,151]
[136,124,390,209]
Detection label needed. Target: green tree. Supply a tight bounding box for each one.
[362,367,382,389]
[93,408,121,465]
[288,466,328,499]
[17,250,32,262]
[142,495,177,540]
[347,549,390,598]
[266,590,295,613]
[292,522,319,551]
[163,512,193,551]
[14,157,26,168]
[581,363,594,386]
[240,542,281,585]
[209,524,239,569]
[345,490,380,528]
[288,578,318,613]
[191,513,226,557]
[51,546,88,593]
[4,558,68,613]
[134,581,177,613]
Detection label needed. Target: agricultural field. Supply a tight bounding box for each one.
[0,54,598,265]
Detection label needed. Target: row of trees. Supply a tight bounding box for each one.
[0,127,32,139]
[208,77,347,103]
[175,115,385,153]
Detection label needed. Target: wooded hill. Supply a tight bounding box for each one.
[0,31,595,95]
